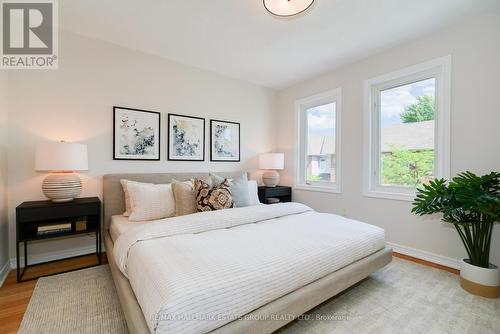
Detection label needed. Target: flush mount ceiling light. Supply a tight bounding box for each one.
[263,0,315,17]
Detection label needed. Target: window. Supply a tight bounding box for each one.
[364,57,451,201]
[296,89,341,192]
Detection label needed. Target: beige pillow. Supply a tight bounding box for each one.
[172,180,197,216]
[127,181,175,221]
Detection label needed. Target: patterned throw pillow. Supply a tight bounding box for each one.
[194,178,234,212]
[210,173,250,208]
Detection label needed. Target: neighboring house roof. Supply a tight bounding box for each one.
[381,120,434,152]
[307,120,434,156]
[308,136,335,155]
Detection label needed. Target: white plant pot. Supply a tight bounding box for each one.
[460,259,500,298]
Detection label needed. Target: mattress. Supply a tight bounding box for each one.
[113,203,386,334]
[110,215,150,242]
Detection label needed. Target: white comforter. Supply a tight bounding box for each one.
[114,203,385,334]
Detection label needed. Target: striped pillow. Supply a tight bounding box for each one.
[126,181,176,221]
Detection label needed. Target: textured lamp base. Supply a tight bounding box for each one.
[42,173,82,203]
[262,170,280,187]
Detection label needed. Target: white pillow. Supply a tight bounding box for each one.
[120,179,133,216]
[247,180,260,205]
[120,179,157,216]
[126,181,175,221]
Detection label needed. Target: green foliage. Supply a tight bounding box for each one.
[381,146,434,187]
[412,171,500,268]
[306,175,322,182]
[400,95,435,123]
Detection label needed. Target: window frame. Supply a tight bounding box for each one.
[363,56,451,201]
[295,88,342,193]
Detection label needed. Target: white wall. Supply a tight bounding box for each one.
[0,71,9,278]
[6,31,276,262]
[5,10,499,271]
[276,10,500,266]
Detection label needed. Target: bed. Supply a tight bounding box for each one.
[103,173,392,334]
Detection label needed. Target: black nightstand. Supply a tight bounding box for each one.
[258,186,292,204]
[16,197,101,282]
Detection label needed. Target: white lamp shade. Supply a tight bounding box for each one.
[259,153,284,170]
[264,0,315,17]
[35,142,88,172]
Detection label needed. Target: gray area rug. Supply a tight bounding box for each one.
[19,259,500,334]
[278,258,500,334]
[18,265,127,334]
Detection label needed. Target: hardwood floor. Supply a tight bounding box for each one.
[0,252,456,334]
[0,254,107,334]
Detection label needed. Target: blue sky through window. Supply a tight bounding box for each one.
[380,78,435,128]
[307,102,336,136]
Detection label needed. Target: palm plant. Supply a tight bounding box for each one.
[412,171,500,268]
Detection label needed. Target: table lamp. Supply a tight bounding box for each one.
[259,153,284,187]
[35,141,88,202]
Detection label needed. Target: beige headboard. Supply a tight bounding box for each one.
[102,172,248,229]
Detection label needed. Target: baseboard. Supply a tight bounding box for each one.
[9,244,104,269]
[0,260,10,287]
[387,242,461,270]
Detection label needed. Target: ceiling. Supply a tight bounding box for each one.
[60,0,499,89]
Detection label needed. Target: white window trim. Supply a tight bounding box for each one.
[295,88,342,193]
[363,56,451,201]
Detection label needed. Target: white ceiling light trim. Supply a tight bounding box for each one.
[263,0,315,17]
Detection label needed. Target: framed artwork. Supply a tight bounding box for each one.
[113,106,161,161]
[210,119,240,162]
[167,114,205,161]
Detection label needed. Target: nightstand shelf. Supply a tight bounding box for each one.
[258,186,292,204]
[16,197,101,282]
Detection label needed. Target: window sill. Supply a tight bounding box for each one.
[363,190,416,202]
[294,184,341,194]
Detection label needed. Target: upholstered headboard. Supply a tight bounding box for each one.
[102,172,248,229]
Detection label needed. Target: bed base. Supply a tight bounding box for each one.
[105,231,392,334]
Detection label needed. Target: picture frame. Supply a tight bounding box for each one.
[210,119,240,162]
[113,106,161,161]
[167,113,206,161]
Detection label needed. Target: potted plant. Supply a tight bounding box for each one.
[412,171,500,298]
